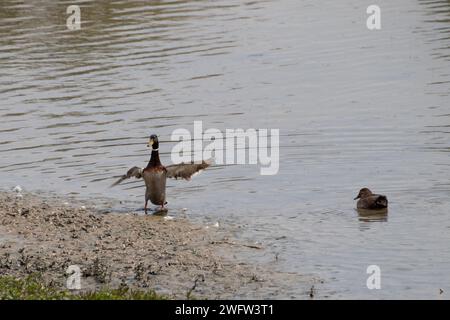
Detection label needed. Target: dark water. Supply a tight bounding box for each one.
[1,0,450,298]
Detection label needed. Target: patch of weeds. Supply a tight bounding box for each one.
[0,274,166,300]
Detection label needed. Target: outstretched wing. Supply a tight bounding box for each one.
[110,166,143,187]
[165,160,211,180]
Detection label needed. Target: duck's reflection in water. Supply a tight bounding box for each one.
[357,208,388,224]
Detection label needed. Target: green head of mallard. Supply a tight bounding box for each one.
[147,134,159,150]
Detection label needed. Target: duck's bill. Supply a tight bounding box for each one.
[354,196,359,200]
[147,138,153,147]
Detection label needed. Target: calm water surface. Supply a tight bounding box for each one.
[1,0,450,299]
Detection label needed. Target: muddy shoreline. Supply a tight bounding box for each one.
[0,191,314,299]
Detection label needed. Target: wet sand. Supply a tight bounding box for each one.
[0,191,313,299]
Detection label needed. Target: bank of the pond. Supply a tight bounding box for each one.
[0,274,165,300]
[0,191,313,299]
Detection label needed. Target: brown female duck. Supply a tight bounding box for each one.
[354,188,388,210]
[112,134,211,214]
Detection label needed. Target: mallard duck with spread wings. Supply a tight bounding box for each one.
[111,134,211,214]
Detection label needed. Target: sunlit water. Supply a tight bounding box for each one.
[1,0,449,299]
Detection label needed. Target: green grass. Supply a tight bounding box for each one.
[0,275,166,300]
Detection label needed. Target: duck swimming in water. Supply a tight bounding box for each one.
[354,188,388,210]
[112,134,211,214]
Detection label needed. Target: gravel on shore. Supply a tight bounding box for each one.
[0,191,313,299]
